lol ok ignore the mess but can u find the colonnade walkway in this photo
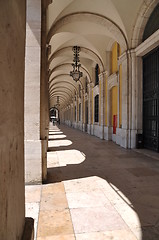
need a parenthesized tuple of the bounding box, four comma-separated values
(25, 124, 159, 240)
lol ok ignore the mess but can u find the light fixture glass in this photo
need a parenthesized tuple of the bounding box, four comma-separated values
(70, 46, 83, 82)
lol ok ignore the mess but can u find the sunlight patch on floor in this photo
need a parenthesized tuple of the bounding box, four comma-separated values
(49, 134, 66, 140)
(48, 139, 72, 147)
(47, 149, 85, 168)
(49, 131, 63, 135)
(62, 176, 142, 240)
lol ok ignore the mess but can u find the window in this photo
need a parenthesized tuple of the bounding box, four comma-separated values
(94, 95, 99, 122)
(143, 3, 159, 41)
(95, 64, 99, 85)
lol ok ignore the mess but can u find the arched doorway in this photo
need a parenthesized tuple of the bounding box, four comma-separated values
(142, 4, 159, 152)
(143, 47, 159, 151)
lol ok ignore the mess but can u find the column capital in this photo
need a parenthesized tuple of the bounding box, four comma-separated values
(46, 44, 51, 57)
(88, 82, 94, 88)
(118, 51, 128, 65)
(118, 49, 137, 65)
(46, 0, 53, 8)
(99, 71, 108, 81)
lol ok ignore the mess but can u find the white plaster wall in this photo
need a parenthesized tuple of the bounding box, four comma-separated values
(0, 1, 26, 239)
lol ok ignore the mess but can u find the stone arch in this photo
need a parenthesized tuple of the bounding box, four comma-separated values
(50, 80, 78, 94)
(49, 63, 91, 83)
(50, 95, 68, 108)
(48, 46, 105, 72)
(50, 91, 72, 108)
(47, 12, 128, 52)
(50, 95, 67, 104)
(131, 0, 159, 48)
(50, 86, 74, 98)
(49, 74, 84, 90)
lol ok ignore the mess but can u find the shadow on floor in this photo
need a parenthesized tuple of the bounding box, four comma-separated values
(47, 124, 159, 240)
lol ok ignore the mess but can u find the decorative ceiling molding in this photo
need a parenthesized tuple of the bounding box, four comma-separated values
(46, 0, 53, 8)
(48, 46, 105, 72)
(47, 12, 128, 51)
(49, 63, 91, 83)
(50, 80, 78, 93)
(49, 73, 84, 89)
(49, 86, 74, 97)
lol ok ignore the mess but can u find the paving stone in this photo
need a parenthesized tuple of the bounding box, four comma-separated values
(37, 209, 74, 237)
(26, 124, 159, 239)
(70, 207, 128, 234)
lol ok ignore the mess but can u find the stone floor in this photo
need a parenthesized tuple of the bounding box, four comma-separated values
(25, 124, 159, 240)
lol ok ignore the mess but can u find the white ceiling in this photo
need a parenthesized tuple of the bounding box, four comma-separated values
(46, 0, 147, 109)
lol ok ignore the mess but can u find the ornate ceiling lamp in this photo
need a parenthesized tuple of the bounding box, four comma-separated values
(70, 46, 83, 82)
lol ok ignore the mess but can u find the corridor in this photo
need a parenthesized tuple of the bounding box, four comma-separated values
(25, 124, 159, 240)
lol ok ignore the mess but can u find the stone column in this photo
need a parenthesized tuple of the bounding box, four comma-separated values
(129, 50, 137, 148)
(129, 50, 142, 148)
(104, 51, 112, 140)
(40, 0, 49, 183)
(0, 1, 26, 239)
(82, 90, 85, 131)
(73, 99, 75, 124)
(118, 51, 129, 148)
(76, 95, 79, 128)
(80, 89, 84, 131)
(25, 0, 42, 184)
(87, 83, 93, 134)
(99, 72, 107, 139)
(71, 103, 73, 126)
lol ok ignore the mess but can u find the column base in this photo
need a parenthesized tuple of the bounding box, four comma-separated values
(104, 126, 112, 140)
(87, 124, 91, 134)
(25, 140, 42, 184)
(41, 139, 47, 183)
(22, 218, 34, 240)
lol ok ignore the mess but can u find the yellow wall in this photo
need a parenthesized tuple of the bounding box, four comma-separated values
(111, 42, 118, 126)
(119, 64, 122, 127)
(112, 42, 118, 73)
(112, 86, 118, 125)
(105, 77, 107, 126)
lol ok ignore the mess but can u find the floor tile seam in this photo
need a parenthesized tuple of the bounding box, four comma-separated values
(100, 184, 135, 211)
(50, 144, 76, 239)
(37, 233, 75, 239)
(74, 228, 137, 236)
(34, 184, 43, 240)
(60, 181, 77, 238)
(105, 200, 139, 240)
(99, 187, 139, 239)
(62, 181, 78, 240)
(133, 149, 159, 161)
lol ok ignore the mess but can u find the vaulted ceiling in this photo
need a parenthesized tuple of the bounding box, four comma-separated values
(46, 0, 149, 110)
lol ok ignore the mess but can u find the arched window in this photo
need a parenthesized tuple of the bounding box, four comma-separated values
(95, 64, 99, 85)
(143, 3, 159, 41)
(94, 95, 99, 122)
